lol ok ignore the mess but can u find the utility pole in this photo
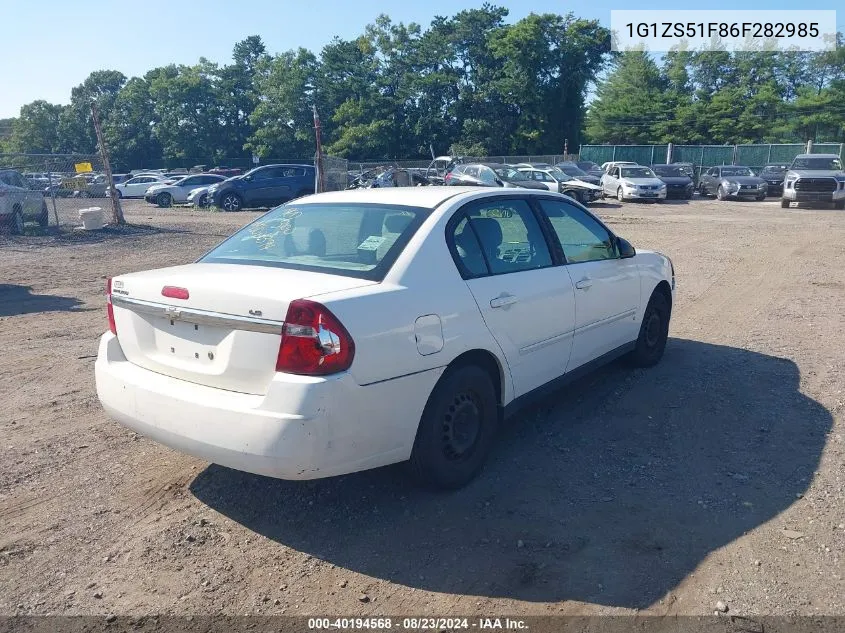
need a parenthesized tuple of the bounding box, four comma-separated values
(313, 105, 326, 194)
(91, 100, 124, 225)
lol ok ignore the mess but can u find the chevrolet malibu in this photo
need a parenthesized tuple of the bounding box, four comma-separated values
(95, 188, 675, 489)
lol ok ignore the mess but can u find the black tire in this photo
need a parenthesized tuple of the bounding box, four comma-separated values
(197, 194, 208, 208)
(698, 183, 710, 198)
(781, 198, 790, 209)
(833, 200, 845, 210)
(755, 195, 766, 201)
(10, 208, 24, 235)
(716, 185, 727, 201)
(408, 365, 498, 490)
(220, 192, 242, 212)
(156, 192, 172, 208)
(628, 289, 670, 368)
(616, 187, 625, 202)
(38, 202, 49, 228)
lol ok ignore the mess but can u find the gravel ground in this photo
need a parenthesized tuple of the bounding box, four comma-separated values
(0, 195, 843, 618)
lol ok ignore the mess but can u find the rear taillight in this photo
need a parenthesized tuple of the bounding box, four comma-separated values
(276, 299, 355, 376)
(106, 278, 117, 335)
(162, 286, 189, 300)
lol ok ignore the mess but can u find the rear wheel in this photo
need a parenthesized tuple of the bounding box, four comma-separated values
(781, 198, 790, 208)
(156, 192, 172, 208)
(408, 365, 498, 490)
(628, 289, 670, 368)
(221, 192, 242, 212)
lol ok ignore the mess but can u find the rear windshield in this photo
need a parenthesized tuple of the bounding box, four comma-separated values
(200, 202, 430, 281)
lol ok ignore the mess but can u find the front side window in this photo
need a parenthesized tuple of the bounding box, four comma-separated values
(538, 199, 617, 264)
(200, 203, 428, 280)
(449, 199, 553, 276)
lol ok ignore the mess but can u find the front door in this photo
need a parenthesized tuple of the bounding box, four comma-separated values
(450, 197, 576, 398)
(535, 198, 640, 371)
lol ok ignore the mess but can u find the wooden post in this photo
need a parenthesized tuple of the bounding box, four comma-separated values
(91, 100, 124, 225)
(313, 105, 326, 194)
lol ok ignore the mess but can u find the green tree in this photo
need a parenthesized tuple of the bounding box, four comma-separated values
(585, 50, 667, 143)
(8, 101, 65, 153)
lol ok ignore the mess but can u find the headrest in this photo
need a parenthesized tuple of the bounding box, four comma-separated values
(384, 214, 413, 234)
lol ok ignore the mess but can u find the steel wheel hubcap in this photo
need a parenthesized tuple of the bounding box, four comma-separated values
(442, 392, 481, 461)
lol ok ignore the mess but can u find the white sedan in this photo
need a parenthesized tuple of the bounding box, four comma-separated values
(113, 174, 170, 198)
(95, 187, 675, 489)
(144, 174, 227, 207)
(602, 165, 668, 202)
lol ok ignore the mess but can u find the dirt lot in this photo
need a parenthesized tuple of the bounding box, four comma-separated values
(1, 196, 843, 618)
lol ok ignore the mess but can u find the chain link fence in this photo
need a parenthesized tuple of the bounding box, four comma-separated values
(0, 153, 114, 233)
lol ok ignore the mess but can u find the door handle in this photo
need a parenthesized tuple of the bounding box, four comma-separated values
(490, 294, 518, 309)
(575, 277, 593, 290)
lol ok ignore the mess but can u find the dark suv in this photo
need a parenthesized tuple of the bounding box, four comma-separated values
(207, 164, 315, 211)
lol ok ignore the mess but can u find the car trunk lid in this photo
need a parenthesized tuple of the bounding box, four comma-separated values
(110, 263, 375, 395)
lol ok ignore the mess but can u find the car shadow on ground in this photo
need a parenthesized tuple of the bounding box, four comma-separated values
(0, 284, 84, 316)
(191, 339, 831, 608)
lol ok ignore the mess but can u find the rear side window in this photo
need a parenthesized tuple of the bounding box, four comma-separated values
(200, 203, 429, 280)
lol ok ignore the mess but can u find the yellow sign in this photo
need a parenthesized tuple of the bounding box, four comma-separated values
(75, 162, 93, 174)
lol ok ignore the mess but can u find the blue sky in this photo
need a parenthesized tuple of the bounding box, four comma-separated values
(0, 0, 841, 118)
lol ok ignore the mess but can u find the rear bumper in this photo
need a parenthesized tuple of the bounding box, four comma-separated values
(95, 333, 438, 480)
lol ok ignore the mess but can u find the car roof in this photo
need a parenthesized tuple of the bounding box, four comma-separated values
(295, 186, 559, 209)
(255, 163, 313, 169)
(793, 153, 838, 159)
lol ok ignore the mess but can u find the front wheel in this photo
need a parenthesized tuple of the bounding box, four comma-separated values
(716, 185, 728, 201)
(220, 192, 242, 212)
(408, 365, 498, 490)
(196, 194, 208, 208)
(10, 209, 24, 235)
(780, 198, 790, 208)
(628, 290, 670, 368)
(38, 202, 49, 228)
(755, 194, 766, 201)
(156, 192, 172, 208)
(616, 187, 625, 202)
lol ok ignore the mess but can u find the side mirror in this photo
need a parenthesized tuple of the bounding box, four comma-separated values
(617, 236, 636, 259)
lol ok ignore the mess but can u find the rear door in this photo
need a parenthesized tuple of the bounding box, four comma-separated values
(536, 197, 640, 371)
(449, 196, 576, 398)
